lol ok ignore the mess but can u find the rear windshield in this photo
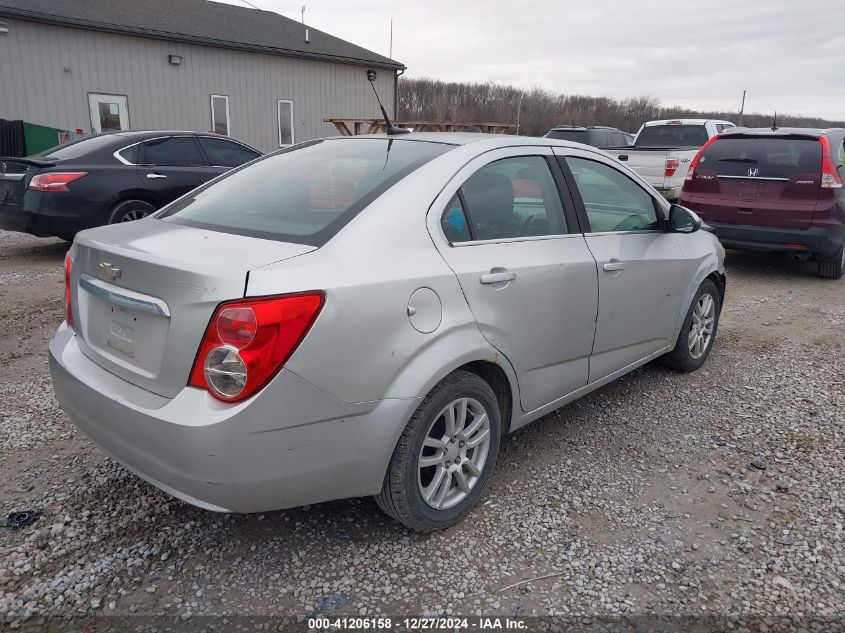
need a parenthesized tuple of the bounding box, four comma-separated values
(35, 135, 119, 160)
(545, 130, 589, 142)
(699, 137, 821, 179)
(158, 138, 453, 245)
(635, 124, 709, 148)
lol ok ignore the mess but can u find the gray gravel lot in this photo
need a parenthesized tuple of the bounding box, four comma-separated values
(1, 229, 843, 629)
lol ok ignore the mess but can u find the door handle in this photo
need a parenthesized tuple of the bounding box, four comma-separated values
(602, 260, 626, 272)
(146, 173, 167, 179)
(479, 271, 516, 284)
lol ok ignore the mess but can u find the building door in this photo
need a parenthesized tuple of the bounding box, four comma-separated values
(88, 94, 130, 133)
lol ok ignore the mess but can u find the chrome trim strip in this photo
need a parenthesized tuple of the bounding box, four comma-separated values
(0, 173, 25, 181)
(582, 229, 664, 237)
(80, 275, 170, 317)
(716, 175, 790, 181)
(450, 233, 583, 247)
(112, 135, 259, 166)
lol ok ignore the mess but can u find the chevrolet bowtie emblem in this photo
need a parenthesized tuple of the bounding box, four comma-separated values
(99, 262, 121, 281)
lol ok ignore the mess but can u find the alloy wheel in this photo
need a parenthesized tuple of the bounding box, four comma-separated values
(417, 397, 491, 510)
(688, 293, 716, 359)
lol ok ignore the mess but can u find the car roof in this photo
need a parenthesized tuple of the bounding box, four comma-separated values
(643, 119, 734, 126)
(719, 126, 845, 138)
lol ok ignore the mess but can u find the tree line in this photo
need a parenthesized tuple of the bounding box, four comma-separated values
(397, 77, 844, 136)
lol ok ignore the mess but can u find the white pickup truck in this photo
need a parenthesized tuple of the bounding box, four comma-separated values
(605, 119, 735, 201)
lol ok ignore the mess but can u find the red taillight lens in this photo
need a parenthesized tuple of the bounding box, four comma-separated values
(685, 135, 720, 182)
(819, 136, 843, 189)
(189, 292, 325, 402)
(64, 251, 74, 328)
(664, 158, 680, 177)
(28, 172, 88, 192)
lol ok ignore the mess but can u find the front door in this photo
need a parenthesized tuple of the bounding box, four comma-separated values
(429, 148, 598, 413)
(88, 94, 130, 133)
(558, 150, 689, 382)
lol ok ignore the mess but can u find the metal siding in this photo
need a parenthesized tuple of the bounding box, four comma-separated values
(0, 18, 396, 152)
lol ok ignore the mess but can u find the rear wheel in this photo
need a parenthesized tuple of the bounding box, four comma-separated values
(375, 370, 501, 532)
(109, 199, 155, 224)
(817, 243, 845, 280)
(660, 279, 721, 372)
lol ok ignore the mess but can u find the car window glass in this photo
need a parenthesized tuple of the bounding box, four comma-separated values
(139, 136, 207, 167)
(198, 137, 259, 167)
(441, 194, 472, 243)
(636, 124, 709, 148)
(456, 156, 568, 241)
(566, 157, 661, 232)
(698, 137, 822, 179)
(117, 144, 139, 164)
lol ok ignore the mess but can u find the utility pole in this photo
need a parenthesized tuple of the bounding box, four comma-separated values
(739, 89, 746, 126)
(389, 19, 393, 59)
(516, 91, 524, 135)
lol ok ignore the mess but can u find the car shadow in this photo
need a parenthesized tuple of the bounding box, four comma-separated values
(0, 233, 70, 265)
(724, 248, 820, 279)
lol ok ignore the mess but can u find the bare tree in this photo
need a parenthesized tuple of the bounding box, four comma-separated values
(398, 77, 843, 135)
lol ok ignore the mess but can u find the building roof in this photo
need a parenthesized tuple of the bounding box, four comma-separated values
(0, 0, 404, 70)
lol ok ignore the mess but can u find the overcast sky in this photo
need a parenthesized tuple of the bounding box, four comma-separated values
(217, 0, 845, 121)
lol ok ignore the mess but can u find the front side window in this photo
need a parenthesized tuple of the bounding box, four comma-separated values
(442, 156, 568, 243)
(159, 138, 453, 245)
(139, 136, 207, 167)
(278, 100, 294, 146)
(198, 137, 259, 167)
(211, 95, 230, 136)
(566, 157, 661, 233)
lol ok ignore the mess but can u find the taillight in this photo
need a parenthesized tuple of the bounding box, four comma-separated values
(664, 158, 680, 177)
(64, 252, 74, 328)
(819, 136, 843, 189)
(685, 135, 720, 182)
(189, 292, 325, 402)
(28, 172, 87, 192)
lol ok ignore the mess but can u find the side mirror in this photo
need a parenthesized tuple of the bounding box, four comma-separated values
(668, 204, 701, 234)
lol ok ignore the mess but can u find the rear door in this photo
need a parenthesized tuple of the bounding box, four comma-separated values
(684, 136, 822, 230)
(558, 149, 690, 382)
(429, 147, 598, 412)
(136, 136, 217, 205)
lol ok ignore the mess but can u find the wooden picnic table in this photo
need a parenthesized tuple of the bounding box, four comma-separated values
(324, 118, 517, 136)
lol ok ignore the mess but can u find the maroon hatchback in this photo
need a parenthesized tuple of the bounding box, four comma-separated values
(680, 127, 845, 279)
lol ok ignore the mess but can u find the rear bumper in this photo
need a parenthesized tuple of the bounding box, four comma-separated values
(49, 325, 417, 512)
(709, 222, 843, 257)
(654, 186, 681, 202)
(0, 195, 99, 238)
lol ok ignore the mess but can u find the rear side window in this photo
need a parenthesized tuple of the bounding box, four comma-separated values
(442, 156, 568, 243)
(198, 137, 260, 167)
(636, 124, 709, 148)
(699, 137, 822, 179)
(139, 137, 207, 167)
(159, 139, 453, 246)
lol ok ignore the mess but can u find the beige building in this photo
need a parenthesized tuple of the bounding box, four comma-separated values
(0, 0, 403, 152)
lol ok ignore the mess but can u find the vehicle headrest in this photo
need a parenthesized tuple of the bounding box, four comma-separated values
(463, 172, 514, 224)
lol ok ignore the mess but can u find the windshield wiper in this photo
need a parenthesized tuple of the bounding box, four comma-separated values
(717, 157, 758, 163)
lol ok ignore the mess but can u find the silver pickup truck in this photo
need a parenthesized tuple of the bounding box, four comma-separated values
(605, 119, 735, 201)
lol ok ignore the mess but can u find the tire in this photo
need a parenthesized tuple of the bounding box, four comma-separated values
(109, 199, 155, 224)
(817, 243, 845, 280)
(660, 279, 721, 372)
(375, 370, 501, 532)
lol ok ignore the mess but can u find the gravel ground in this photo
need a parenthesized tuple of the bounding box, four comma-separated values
(1, 229, 843, 630)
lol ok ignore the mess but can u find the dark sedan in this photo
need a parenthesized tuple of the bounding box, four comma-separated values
(0, 131, 261, 239)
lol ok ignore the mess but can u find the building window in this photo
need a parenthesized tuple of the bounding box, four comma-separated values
(210, 94, 230, 136)
(278, 100, 294, 146)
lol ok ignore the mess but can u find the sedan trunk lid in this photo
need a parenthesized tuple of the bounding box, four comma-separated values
(71, 218, 315, 398)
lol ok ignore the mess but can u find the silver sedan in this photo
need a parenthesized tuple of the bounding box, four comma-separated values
(49, 133, 725, 531)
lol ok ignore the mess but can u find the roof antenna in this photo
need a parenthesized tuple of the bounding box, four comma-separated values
(366, 69, 409, 136)
(771, 112, 778, 132)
